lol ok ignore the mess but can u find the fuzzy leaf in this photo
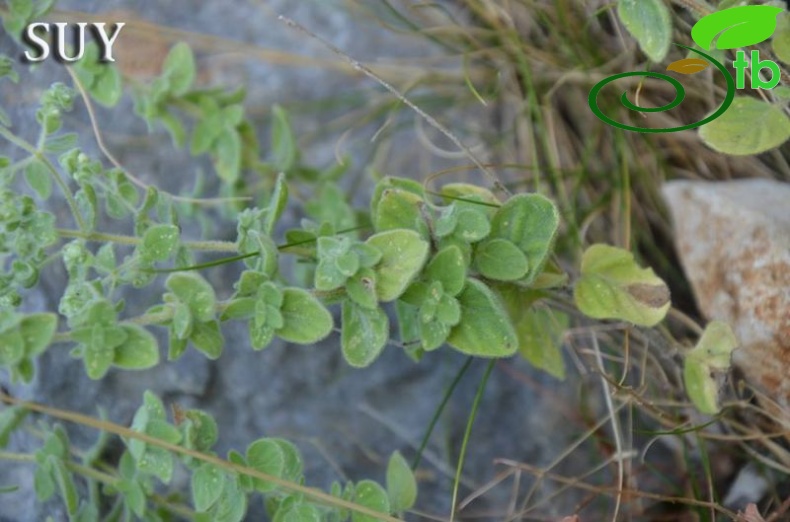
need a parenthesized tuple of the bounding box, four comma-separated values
(166, 272, 217, 322)
(684, 321, 738, 415)
(140, 224, 180, 262)
(373, 188, 429, 237)
(352, 480, 390, 522)
(113, 324, 159, 370)
(699, 96, 790, 156)
(189, 320, 223, 359)
(24, 159, 51, 199)
(617, 0, 672, 62)
(277, 288, 333, 344)
(516, 307, 568, 380)
(574, 244, 670, 326)
(246, 438, 285, 493)
(366, 229, 429, 301)
(341, 301, 389, 367)
(191, 463, 224, 513)
(684, 358, 719, 415)
(475, 238, 529, 281)
(18, 313, 57, 357)
(386, 451, 417, 512)
(271, 105, 297, 172)
(489, 194, 559, 285)
(447, 279, 518, 357)
(163, 42, 195, 96)
(424, 246, 466, 296)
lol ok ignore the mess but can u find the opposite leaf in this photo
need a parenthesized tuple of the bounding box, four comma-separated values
(489, 193, 559, 285)
(574, 244, 670, 326)
(447, 279, 518, 357)
(366, 229, 429, 302)
(352, 480, 391, 522)
(277, 288, 333, 344)
(113, 324, 159, 370)
(341, 301, 389, 367)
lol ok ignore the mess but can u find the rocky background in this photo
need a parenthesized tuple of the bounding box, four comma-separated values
(0, 1, 585, 520)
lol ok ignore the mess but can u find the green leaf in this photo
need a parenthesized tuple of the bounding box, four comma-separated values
(474, 238, 529, 281)
(270, 438, 303, 481)
(141, 224, 180, 262)
(773, 12, 790, 64)
(24, 159, 52, 199)
(692, 5, 782, 50)
(439, 182, 500, 206)
(214, 131, 242, 183)
(453, 207, 490, 242)
(574, 244, 671, 327)
(277, 288, 333, 344)
(210, 476, 247, 522)
(247, 438, 285, 492)
(91, 63, 122, 107)
(113, 324, 159, 370)
(515, 307, 568, 380)
(699, 96, 790, 156)
(271, 105, 297, 172)
(373, 188, 429, 237)
(424, 245, 466, 296)
(189, 320, 223, 359)
(366, 229, 430, 302)
(617, 0, 672, 62)
(163, 42, 196, 96)
(182, 409, 219, 452)
(0, 327, 24, 366)
(83, 337, 116, 380)
(192, 463, 224, 512)
(264, 172, 289, 235)
(0, 406, 28, 448)
(346, 269, 379, 310)
(386, 451, 417, 512)
(50, 457, 78, 516)
(687, 320, 738, 370)
(447, 279, 518, 357)
(352, 480, 390, 522)
(273, 503, 322, 522)
(166, 272, 217, 322)
(489, 194, 559, 285)
(341, 301, 389, 367)
(684, 358, 719, 415)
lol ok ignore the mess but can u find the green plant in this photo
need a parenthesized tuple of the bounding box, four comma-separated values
(0, 0, 754, 520)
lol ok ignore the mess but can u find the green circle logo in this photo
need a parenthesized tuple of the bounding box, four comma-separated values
(588, 45, 735, 133)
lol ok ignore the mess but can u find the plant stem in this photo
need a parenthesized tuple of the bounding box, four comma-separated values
(450, 359, 494, 522)
(412, 356, 473, 470)
(0, 126, 87, 231)
(56, 228, 239, 252)
(0, 391, 406, 522)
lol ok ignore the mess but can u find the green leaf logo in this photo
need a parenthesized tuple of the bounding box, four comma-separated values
(691, 5, 783, 51)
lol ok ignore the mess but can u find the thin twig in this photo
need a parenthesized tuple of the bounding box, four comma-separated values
(277, 15, 511, 198)
(64, 66, 250, 206)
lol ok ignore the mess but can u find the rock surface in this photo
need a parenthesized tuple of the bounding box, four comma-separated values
(662, 179, 790, 418)
(0, 2, 577, 521)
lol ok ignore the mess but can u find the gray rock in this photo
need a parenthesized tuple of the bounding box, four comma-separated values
(0, 2, 578, 521)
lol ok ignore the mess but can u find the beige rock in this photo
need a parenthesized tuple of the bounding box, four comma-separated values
(662, 179, 790, 416)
